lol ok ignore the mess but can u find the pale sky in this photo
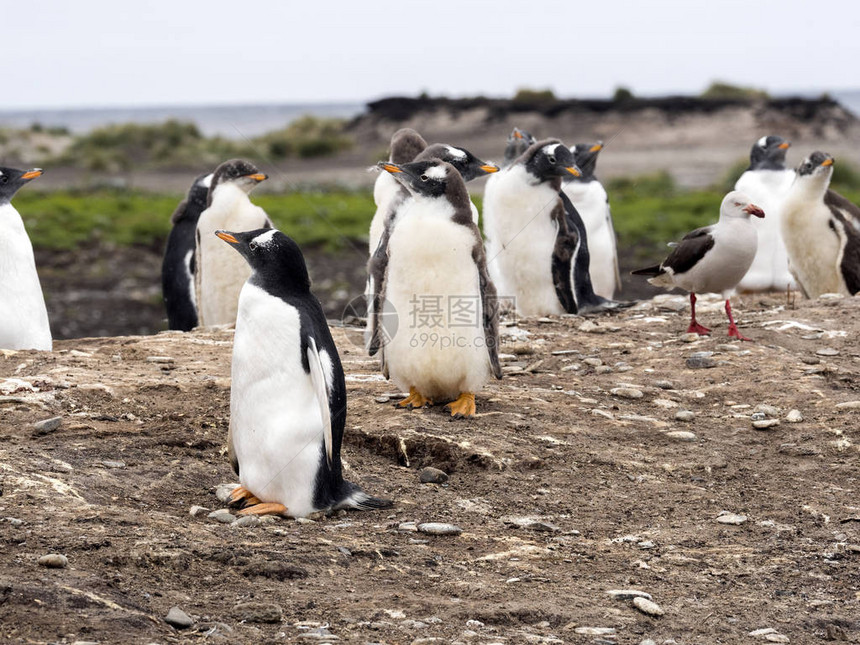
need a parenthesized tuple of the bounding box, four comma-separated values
(5, 0, 859, 109)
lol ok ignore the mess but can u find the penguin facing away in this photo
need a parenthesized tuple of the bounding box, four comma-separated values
(561, 141, 622, 299)
(216, 227, 392, 517)
(735, 135, 797, 292)
(780, 152, 860, 298)
(369, 159, 502, 418)
(161, 172, 213, 331)
(0, 167, 52, 351)
(194, 159, 272, 327)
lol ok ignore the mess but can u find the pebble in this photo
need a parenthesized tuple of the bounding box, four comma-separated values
(633, 597, 664, 617)
(374, 396, 390, 404)
(504, 517, 561, 532)
(417, 522, 462, 536)
(754, 404, 780, 417)
(653, 398, 679, 409)
(578, 320, 601, 333)
(835, 401, 860, 410)
(816, 348, 840, 356)
(188, 505, 210, 517)
(665, 431, 696, 442)
(785, 410, 803, 423)
(753, 419, 780, 430)
(7, 518, 23, 528)
(419, 467, 449, 484)
(716, 512, 747, 525)
(800, 356, 820, 365)
(398, 522, 418, 532)
(38, 554, 68, 568)
(715, 343, 740, 352)
(146, 355, 175, 364)
(674, 410, 695, 422)
(165, 606, 193, 629)
(749, 628, 790, 643)
(611, 387, 644, 399)
(685, 356, 717, 369)
(681, 333, 700, 343)
(595, 365, 613, 374)
(233, 514, 261, 528)
(215, 483, 239, 503)
(583, 358, 603, 367)
(591, 409, 614, 420)
(639, 640, 657, 645)
(98, 460, 126, 469)
(751, 412, 767, 421)
(33, 416, 63, 435)
(574, 627, 616, 636)
(208, 509, 236, 524)
(232, 602, 283, 623)
(465, 619, 484, 629)
(606, 589, 652, 601)
(654, 380, 675, 390)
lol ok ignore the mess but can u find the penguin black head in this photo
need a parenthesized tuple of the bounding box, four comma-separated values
(415, 144, 499, 182)
(504, 127, 536, 164)
(569, 142, 604, 181)
(215, 228, 311, 293)
(0, 167, 42, 204)
(389, 128, 428, 164)
(749, 135, 791, 171)
(208, 159, 267, 206)
(796, 151, 834, 178)
(521, 140, 582, 184)
(379, 159, 472, 215)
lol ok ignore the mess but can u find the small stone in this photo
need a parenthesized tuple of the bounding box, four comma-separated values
(591, 409, 614, 420)
(638, 540, 656, 549)
(674, 410, 695, 422)
(419, 467, 449, 484)
(654, 380, 675, 390)
(189, 505, 210, 517)
(785, 410, 803, 423)
(606, 589, 653, 601)
(7, 518, 23, 528)
(215, 483, 239, 503)
(374, 396, 390, 404)
(147, 356, 175, 364)
(681, 333, 700, 343)
(398, 522, 418, 532)
(611, 387, 644, 399)
(754, 404, 780, 417)
(574, 627, 616, 636)
(686, 356, 717, 369)
(716, 512, 747, 525)
(165, 606, 193, 629)
(595, 365, 613, 374)
(753, 419, 780, 430)
(233, 514, 261, 528)
(800, 356, 820, 365)
(417, 522, 462, 536)
(98, 460, 126, 469)
(639, 640, 658, 645)
(232, 602, 282, 623)
(816, 348, 840, 356)
(751, 411, 767, 421)
(578, 320, 601, 333)
(465, 620, 484, 629)
(835, 401, 860, 410)
(504, 516, 561, 532)
(633, 597, 664, 617)
(665, 431, 696, 442)
(38, 554, 68, 568)
(33, 416, 62, 435)
(208, 509, 236, 524)
(715, 343, 740, 352)
(583, 358, 603, 367)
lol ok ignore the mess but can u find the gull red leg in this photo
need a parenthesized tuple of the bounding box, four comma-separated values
(686, 293, 711, 335)
(725, 298, 752, 341)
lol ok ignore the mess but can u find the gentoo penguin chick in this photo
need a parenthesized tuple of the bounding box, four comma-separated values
(216, 227, 391, 517)
(369, 159, 501, 417)
(561, 141, 622, 299)
(482, 139, 627, 316)
(735, 135, 797, 292)
(632, 191, 764, 340)
(501, 127, 537, 168)
(780, 152, 860, 298)
(0, 167, 52, 351)
(161, 172, 213, 331)
(368, 128, 428, 256)
(195, 159, 272, 327)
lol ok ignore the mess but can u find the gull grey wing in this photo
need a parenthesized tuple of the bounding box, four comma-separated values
(662, 226, 716, 275)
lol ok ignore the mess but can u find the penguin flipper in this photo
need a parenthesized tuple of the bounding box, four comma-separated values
(306, 337, 333, 468)
(606, 202, 623, 294)
(473, 239, 502, 379)
(550, 200, 579, 314)
(367, 222, 392, 368)
(227, 420, 239, 476)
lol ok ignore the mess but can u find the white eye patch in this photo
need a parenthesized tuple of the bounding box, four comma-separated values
(757, 135, 768, 148)
(569, 145, 577, 154)
(444, 145, 467, 159)
(541, 143, 560, 156)
(200, 173, 214, 188)
(424, 165, 447, 180)
(252, 229, 278, 248)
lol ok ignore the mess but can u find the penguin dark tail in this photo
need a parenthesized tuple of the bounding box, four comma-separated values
(631, 265, 664, 277)
(334, 482, 394, 512)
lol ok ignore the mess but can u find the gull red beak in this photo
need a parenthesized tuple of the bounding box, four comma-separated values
(744, 204, 765, 218)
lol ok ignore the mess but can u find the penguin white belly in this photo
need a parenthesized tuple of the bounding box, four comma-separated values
(384, 211, 490, 400)
(673, 222, 758, 296)
(0, 206, 51, 351)
(484, 168, 562, 316)
(231, 284, 323, 517)
(781, 204, 844, 298)
(563, 181, 618, 298)
(735, 170, 796, 291)
(196, 195, 268, 326)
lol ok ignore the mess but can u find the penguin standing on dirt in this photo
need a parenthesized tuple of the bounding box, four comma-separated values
(161, 172, 213, 331)
(0, 166, 52, 351)
(216, 227, 391, 517)
(482, 140, 627, 316)
(735, 135, 797, 292)
(561, 141, 621, 299)
(369, 159, 501, 418)
(195, 159, 272, 327)
(780, 152, 860, 298)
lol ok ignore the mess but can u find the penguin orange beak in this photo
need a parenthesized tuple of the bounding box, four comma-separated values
(743, 204, 765, 218)
(379, 162, 402, 174)
(480, 164, 499, 174)
(778, 142, 790, 150)
(246, 173, 268, 182)
(21, 169, 43, 180)
(215, 231, 239, 244)
(565, 166, 581, 177)
(589, 143, 603, 153)
(513, 130, 524, 139)
(821, 158, 834, 167)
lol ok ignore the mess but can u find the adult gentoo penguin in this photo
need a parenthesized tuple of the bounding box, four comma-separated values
(368, 128, 428, 256)
(216, 227, 391, 517)
(0, 167, 52, 351)
(631, 191, 764, 340)
(482, 139, 626, 316)
(369, 159, 501, 417)
(561, 141, 621, 299)
(194, 159, 272, 327)
(161, 172, 213, 331)
(734, 135, 797, 292)
(780, 152, 860, 298)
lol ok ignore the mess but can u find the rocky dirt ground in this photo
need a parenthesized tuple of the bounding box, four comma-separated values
(1, 293, 859, 645)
